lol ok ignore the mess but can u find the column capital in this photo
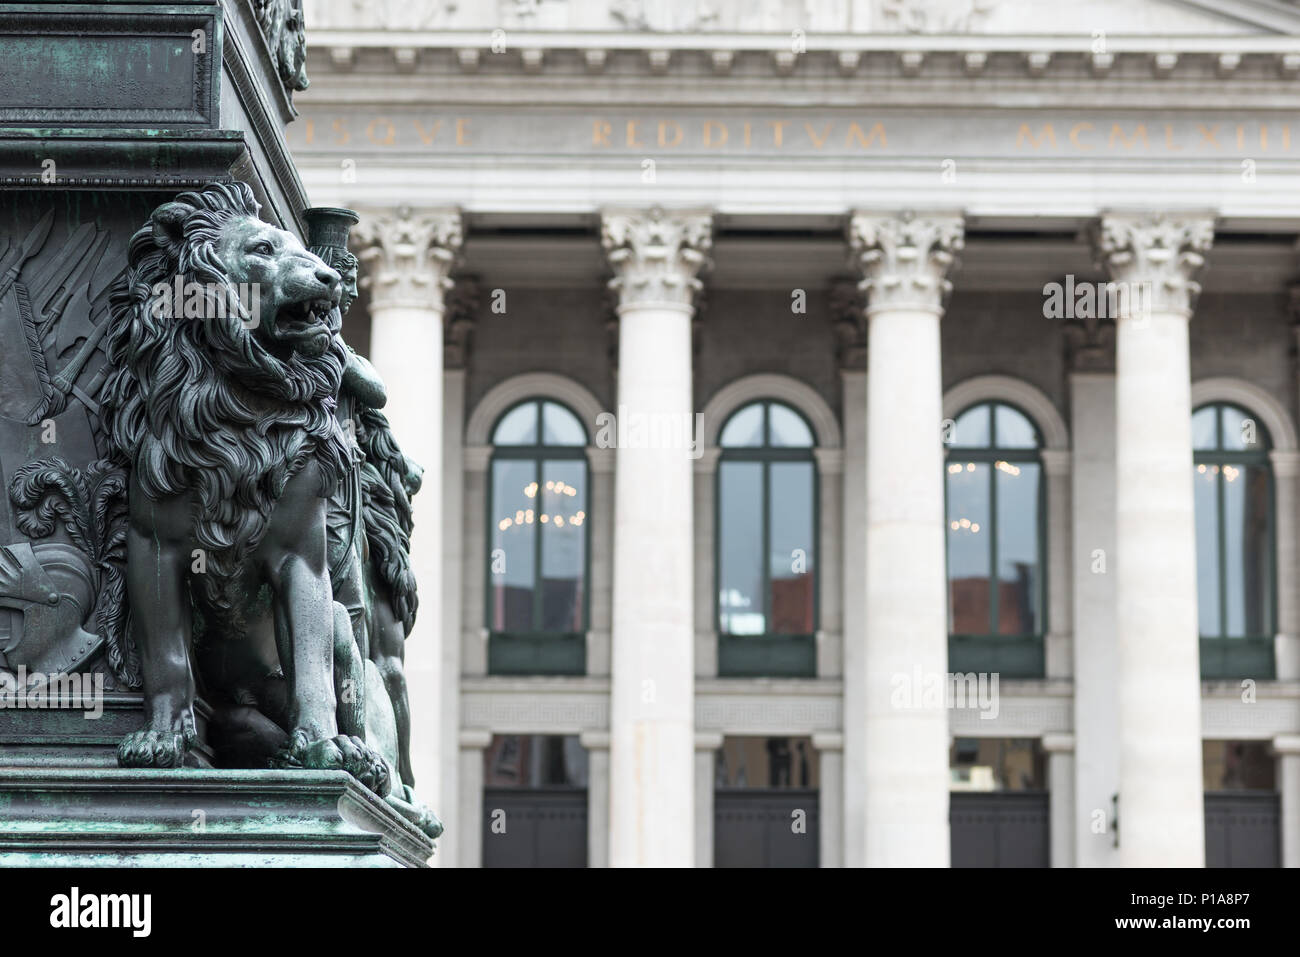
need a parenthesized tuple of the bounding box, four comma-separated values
(601, 207, 712, 313)
(352, 206, 463, 312)
(847, 210, 964, 316)
(1091, 212, 1215, 319)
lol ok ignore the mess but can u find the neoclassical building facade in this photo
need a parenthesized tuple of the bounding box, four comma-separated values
(291, 0, 1300, 866)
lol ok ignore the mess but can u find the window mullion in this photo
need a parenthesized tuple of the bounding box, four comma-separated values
(533, 456, 544, 632)
(762, 455, 772, 638)
(487, 458, 497, 633)
(943, 456, 952, 635)
(582, 456, 591, 635)
(714, 464, 723, 635)
(989, 457, 999, 639)
(1218, 461, 1228, 639)
(1038, 464, 1046, 637)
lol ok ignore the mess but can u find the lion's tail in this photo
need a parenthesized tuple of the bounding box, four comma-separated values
(98, 570, 141, 689)
(93, 458, 142, 689)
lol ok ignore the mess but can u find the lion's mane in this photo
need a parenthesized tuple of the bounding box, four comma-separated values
(100, 182, 351, 620)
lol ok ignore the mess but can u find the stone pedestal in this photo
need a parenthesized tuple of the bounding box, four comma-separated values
(0, 769, 433, 868)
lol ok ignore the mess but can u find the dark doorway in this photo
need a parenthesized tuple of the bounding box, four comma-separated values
(715, 789, 819, 868)
(1201, 733, 1284, 868)
(482, 788, 587, 868)
(713, 735, 819, 867)
(950, 791, 1050, 867)
(950, 737, 1049, 867)
(1204, 793, 1280, 868)
(1203, 739, 1279, 867)
(481, 734, 588, 867)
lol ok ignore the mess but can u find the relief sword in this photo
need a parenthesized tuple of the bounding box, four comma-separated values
(0, 211, 53, 301)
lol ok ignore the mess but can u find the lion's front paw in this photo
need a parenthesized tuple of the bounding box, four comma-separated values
(117, 729, 194, 768)
(273, 730, 391, 797)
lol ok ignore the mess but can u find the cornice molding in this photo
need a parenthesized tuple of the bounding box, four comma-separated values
(303, 32, 1300, 83)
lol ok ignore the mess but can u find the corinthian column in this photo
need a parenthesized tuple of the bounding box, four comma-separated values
(601, 208, 712, 867)
(1094, 212, 1214, 867)
(848, 210, 964, 867)
(351, 207, 463, 830)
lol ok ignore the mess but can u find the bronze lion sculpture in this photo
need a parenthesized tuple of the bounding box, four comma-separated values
(100, 182, 388, 794)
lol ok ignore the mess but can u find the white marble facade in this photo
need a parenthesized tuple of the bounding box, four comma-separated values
(291, 0, 1300, 866)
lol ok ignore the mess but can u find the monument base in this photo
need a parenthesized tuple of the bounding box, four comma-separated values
(0, 692, 216, 769)
(0, 768, 433, 868)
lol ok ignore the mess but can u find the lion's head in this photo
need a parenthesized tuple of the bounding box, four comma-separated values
(101, 182, 352, 615)
(206, 204, 340, 358)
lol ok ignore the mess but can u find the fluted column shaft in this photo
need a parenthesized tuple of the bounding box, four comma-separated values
(1095, 213, 1214, 867)
(601, 209, 711, 867)
(352, 207, 462, 832)
(849, 211, 963, 867)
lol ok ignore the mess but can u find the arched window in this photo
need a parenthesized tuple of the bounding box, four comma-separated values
(945, 401, 1044, 677)
(1193, 402, 1275, 679)
(716, 400, 818, 677)
(487, 399, 589, 675)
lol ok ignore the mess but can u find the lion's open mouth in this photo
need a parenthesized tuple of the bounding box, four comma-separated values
(275, 297, 335, 336)
(265, 297, 337, 359)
